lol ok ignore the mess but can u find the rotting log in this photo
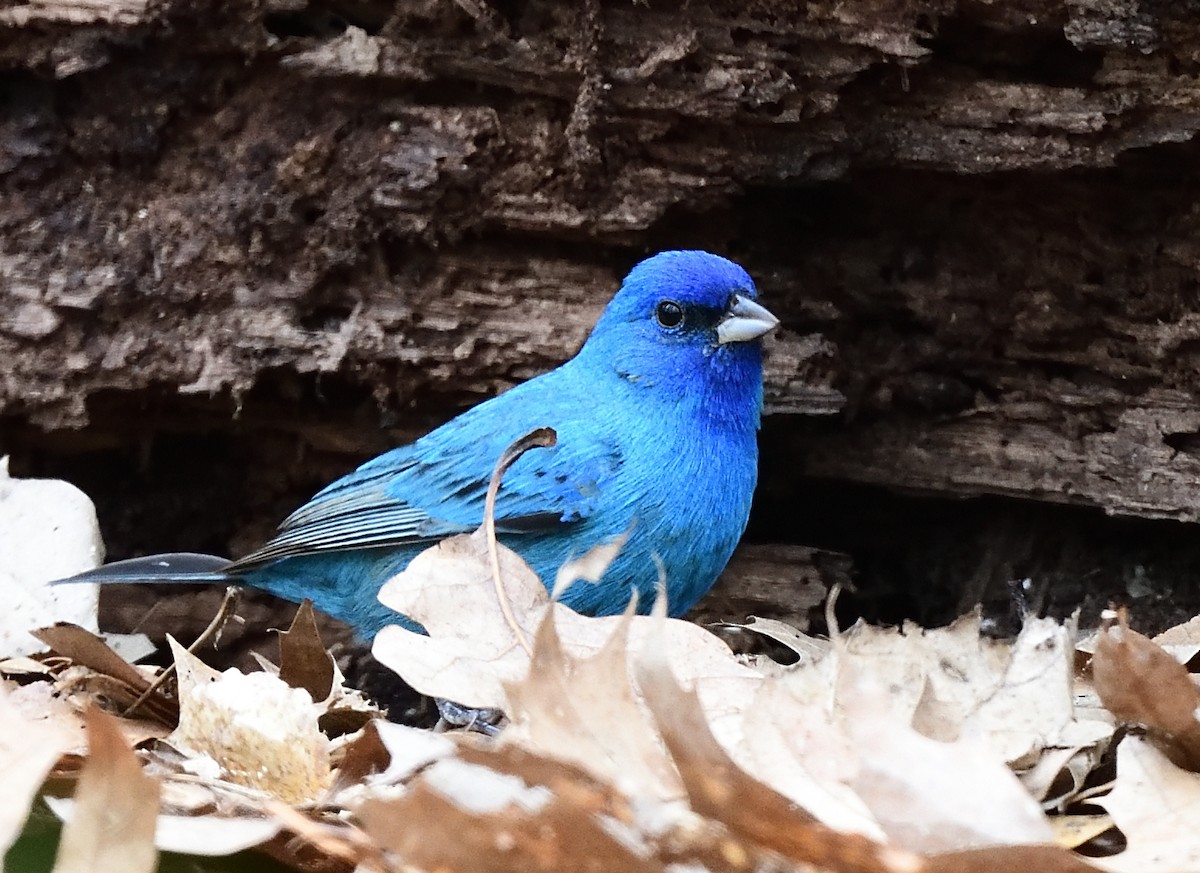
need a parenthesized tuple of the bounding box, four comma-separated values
(5, 0, 1200, 564)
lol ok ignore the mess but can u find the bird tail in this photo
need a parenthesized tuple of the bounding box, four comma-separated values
(54, 552, 235, 585)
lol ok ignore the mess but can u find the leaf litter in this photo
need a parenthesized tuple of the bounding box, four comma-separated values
(2, 439, 1200, 871)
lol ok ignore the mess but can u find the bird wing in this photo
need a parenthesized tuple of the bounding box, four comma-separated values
(227, 411, 622, 571)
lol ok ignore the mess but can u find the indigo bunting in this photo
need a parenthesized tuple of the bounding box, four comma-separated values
(64, 251, 778, 637)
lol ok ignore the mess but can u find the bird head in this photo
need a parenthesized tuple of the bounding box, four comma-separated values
(578, 250, 778, 428)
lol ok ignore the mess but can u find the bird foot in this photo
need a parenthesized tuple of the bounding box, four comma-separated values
(434, 698, 506, 736)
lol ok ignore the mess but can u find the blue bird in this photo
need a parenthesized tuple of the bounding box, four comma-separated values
(63, 251, 778, 637)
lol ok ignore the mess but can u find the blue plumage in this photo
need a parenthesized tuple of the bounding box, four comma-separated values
(63, 251, 778, 637)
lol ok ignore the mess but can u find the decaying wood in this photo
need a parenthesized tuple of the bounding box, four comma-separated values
(694, 543, 846, 630)
(5, 0, 1200, 554)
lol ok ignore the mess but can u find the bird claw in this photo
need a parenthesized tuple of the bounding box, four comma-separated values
(434, 698, 506, 736)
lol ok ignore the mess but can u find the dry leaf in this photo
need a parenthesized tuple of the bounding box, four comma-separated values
(838, 654, 1057, 853)
(551, 530, 628, 600)
(33, 623, 151, 690)
(150, 814, 281, 856)
(373, 529, 546, 707)
(736, 660, 880, 837)
(955, 615, 1106, 766)
(636, 637, 921, 873)
(723, 612, 1108, 844)
(0, 458, 104, 658)
(168, 637, 331, 804)
(278, 600, 336, 702)
(726, 616, 831, 660)
(835, 613, 1109, 767)
(372, 526, 762, 733)
(1093, 735, 1200, 872)
(0, 683, 74, 867)
(32, 623, 178, 725)
(1153, 616, 1200, 667)
(357, 757, 660, 873)
(1048, 814, 1116, 850)
(1019, 744, 1105, 810)
(926, 845, 1105, 872)
(4, 678, 164, 755)
(51, 706, 159, 873)
(1092, 613, 1200, 770)
(502, 606, 681, 802)
(332, 721, 391, 787)
(370, 721, 456, 785)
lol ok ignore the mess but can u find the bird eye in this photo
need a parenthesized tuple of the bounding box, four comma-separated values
(655, 300, 684, 329)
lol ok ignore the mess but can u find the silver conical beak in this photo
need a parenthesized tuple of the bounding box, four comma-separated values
(716, 294, 779, 344)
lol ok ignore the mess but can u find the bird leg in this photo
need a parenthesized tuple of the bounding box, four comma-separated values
(433, 698, 506, 736)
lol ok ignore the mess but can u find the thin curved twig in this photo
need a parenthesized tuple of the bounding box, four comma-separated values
(483, 427, 557, 657)
(123, 585, 242, 719)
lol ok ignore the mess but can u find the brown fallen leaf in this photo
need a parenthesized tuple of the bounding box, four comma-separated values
(51, 706, 160, 873)
(1092, 610, 1200, 770)
(926, 845, 1105, 873)
(433, 737, 889, 873)
(31, 623, 178, 725)
(453, 739, 631, 820)
(33, 623, 151, 693)
(272, 611, 381, 738)
(357, 758, 661, 873)
(278, 599, 336, 703)
(364, 721, 456, 787)
(263, 800, 376, 869)
(332, 720, 392, 787)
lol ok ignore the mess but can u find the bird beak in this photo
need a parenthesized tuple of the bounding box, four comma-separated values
(716, 294, 780, 344)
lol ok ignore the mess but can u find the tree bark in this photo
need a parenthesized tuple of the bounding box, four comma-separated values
(4, 0, 1200, 592)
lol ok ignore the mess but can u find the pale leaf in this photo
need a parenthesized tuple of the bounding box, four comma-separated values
(551, 530, 628, 600)
(502, 607, 682, 801)
(0, 458, 104, 658)
(0, 682, 73, 868)
(1093, 735, 1200, 872)
(167, 637, 330, 804)
(736, 662, 881, 837)
(727, 616, 830, 660)
(636, 637, 918, 872)
(839, 656, 1056, 853)
(373, 527, 761, 728)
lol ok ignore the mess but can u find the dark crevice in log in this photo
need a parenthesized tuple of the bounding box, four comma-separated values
(4, 384, 1200, 639)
